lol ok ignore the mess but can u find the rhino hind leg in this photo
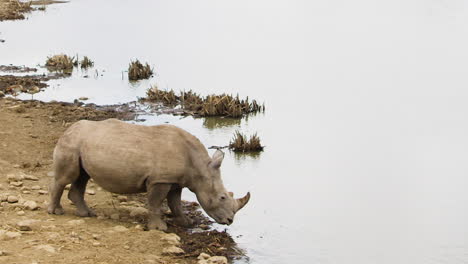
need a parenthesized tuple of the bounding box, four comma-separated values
(147, 183, 172, 231)
(67, 165, 96, 217)
(168, 186, 194, 227)
(48, 149, 80, 215)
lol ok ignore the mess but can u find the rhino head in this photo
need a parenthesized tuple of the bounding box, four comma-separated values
(195, 150, 250, 225)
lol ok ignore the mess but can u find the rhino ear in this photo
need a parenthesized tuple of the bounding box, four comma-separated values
(210, 150, 224, 169)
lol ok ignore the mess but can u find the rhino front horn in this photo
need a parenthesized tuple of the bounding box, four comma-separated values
(236, 192, 251, 212)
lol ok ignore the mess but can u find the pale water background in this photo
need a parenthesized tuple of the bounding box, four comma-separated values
(2, 1, 468, 263)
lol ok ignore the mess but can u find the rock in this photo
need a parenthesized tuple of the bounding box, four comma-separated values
(124, 245, 130, 250)
(92, 242, 101, 247)
(129, 207, 148, 218)
(0, 250, 7, 256)
(162, 246, 185, 255)
(24, 175, 39, 181)
(7, 196, 18, 203)
(16, 211, 25, 216)
(0, 195, 7, 202)
(161, 233, 181, 246)
(24, 200, 39, 211)
(199, 224, 209, 230)
(7, 174, 24, 182)
(110, 213, 120, 220)
(9, 181, 23, 187)
(198, 253, 211, 260)
(113, 225, 128, 232)
(17, 219, 38, 231)
(86, 189, 96, 195)
(92, 234, 100, 240)
(117, 195, 128, 202)
(38, 190, 48, 195)
(31, 185, 41, 190)
(22, 191, 31, 194)
(67, 219, 85, 226)
(0, 231, 22, 240)
(197, 256, 228, 264)
(34, 245, 56, 254)
(47, 171, 54, 177)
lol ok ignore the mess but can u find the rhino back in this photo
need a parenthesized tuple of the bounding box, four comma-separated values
(61, 119, 209, 193)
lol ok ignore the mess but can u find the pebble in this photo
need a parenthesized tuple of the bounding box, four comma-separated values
(124, 245, 130, 250)
(24, 175, 39, 181)
(34, 244, 56, 254)
(31, 185, 41, 190)
(67, 219, 85, 226)
(197, 256, 228, 264)
(0, 250, 6, 256)
(22, 191, 31, 194)
(38, 190, 48, 195)
(92, 242, 101, 247)
(113, 225, 128, 232)
(7, 174, 24, 182)
(0, 231, 22, 240)
(0, 195, 7, 202)
(161, 233, 181, 246)
(117, 195, 128, 202)
(129, 207, 148, 218)
(86, 189, 96, 195)
(92, 234, 100, 240)
(7, 196, 18, 203)
(162, 246, 185, 255)
(24, 200, 39, 211)
(9, 181, 23, 187)
(110, 213, 120, 220)
(198, 253, 211, 260)
(16, 211, 25, 216)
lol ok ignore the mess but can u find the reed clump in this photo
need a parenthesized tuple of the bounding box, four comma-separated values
(144, 87, 265, 117)
(229, 131, 264, 152)
(128, 60, 153, 80)
(80, 56, 94, 69)
(45, 54, 76, 71)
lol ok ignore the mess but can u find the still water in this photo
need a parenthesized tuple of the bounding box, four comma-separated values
(2, 0, 468, 263)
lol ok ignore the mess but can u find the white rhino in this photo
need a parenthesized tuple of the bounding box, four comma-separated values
(48, 119, 250, 231)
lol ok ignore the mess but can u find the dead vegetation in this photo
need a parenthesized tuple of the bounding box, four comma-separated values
(0, 0, 32, 21)
(80, 56, 94, 69)
(144, 85, 264, 117)
(229, 131, 264, 152)
(45, 54, 76, 72)
(128, 59, 153, 80)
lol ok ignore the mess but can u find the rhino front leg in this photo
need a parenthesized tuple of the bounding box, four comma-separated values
(168, 186, 194, 227)
(147, 183, 172, 231)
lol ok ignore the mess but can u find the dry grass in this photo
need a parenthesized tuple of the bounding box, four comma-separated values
(144, 86, 265, 117)
(0, 0, 32, 21)
(229, 131, 264, 152)
(80, 56, 94, 69)
(128, 60, 153, 80)
(45, 54, 76, 71)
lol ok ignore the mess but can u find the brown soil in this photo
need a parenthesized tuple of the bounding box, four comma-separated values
(0, 98, 243, 263)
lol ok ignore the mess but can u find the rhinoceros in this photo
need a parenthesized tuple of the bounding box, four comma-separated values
(47, 119, 250, 231)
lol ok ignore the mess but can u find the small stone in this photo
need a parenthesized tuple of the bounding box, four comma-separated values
(110, 213, 120, 220)
(31, 185, 41, 190)
(0, 250, 7, 256)
(34, 244, 56, 254)
(92, 234, 100, 240)
(67, 219, 85, 226)
(16, 211, 25, 216)
(7, 196, 18, 203)
(9, 181, 23, 187)
(22, 191, 31, 194)
(0, 195, 7, 202)
(124, 245, 130, 250)
(47, 171, 54, 177)
(24, 201, 39, 211)
(113, 225, 128, 232)
(7, 174, 24, 182)
(64, 184, 71, 190)
(5, 231, 22, 239)
(38, 190, 48, 195)
(17, 219, 38, 231)
(134, 225, 143, 231)
(162, 246, 185, 255)
(117, 195, 128, 202)
(198, 253, 211, 260)
(24, 175, 39, 181)
(86, 189, 96, 195)
(92, 242, 101, 247)
(129, 207, 148, 218)
(161, 233, 181, 246)
(199, 224, 209, 230)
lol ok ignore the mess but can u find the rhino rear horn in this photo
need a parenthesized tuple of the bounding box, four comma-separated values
(235, 192, 251, 212)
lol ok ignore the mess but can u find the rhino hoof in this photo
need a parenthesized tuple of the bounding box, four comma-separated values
(173, 216, 194, 227)
(47, 206, 64, 215)
(76, 209, 97, 217)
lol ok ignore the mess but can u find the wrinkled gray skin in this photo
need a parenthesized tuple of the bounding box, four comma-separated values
(47, 119, 250, 231)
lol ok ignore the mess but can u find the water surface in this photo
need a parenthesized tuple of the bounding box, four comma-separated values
(2, 1, 468, 263)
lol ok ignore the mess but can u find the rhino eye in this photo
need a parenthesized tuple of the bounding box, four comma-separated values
(220, 196, 226, 200)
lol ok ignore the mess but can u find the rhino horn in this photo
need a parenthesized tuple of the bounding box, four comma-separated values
(235, 192, 251, 212)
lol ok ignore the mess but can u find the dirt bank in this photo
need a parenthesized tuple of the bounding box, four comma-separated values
(0, 98, 242, 264)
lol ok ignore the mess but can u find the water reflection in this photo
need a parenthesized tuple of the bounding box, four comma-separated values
(232, 151, 262, 163)
(203, 116, 242, 130)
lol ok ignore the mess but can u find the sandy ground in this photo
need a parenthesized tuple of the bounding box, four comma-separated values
(0, 98, 239, 264)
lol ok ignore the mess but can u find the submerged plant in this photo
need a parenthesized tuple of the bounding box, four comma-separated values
(146, 85, 179, 105)
(45, 54, 76, 71)
(80, 56, 94, 69)
(229, 131, 264, 152)
(128, 60, 153, 80)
